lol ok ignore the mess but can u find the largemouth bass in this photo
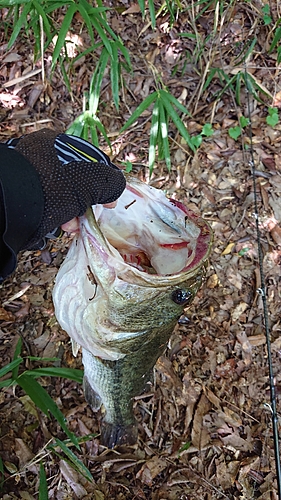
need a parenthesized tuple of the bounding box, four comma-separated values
(53, 176, 212, 448)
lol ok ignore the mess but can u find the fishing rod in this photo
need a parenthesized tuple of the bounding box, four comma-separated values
(244, 69, 281, 499)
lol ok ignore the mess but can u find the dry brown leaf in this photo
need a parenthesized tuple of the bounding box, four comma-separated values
(136, 456, 167, 486)
(0, 307, 14, 321)
(191, 393, 211, 450)
(215, 358, 236, 379)
(232, 302, 248, 321)
(14, 439, 34, 468)
(216, 459, 239, 490)
(59, 460, 88, 499)
(206, 273, 219, 288)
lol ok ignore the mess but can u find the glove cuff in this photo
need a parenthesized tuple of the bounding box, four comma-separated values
(0, 144, 44, 280)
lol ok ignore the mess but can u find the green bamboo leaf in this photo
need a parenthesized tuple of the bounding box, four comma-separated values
(90, 13, 113, 57)
(89, 5, 119, 41)
(0, 0, 30, 4)
(0, 358, 22, 379)
(51, 438, 93, 481)
(32, 0, 51, 38)
(23, 367, 83, 383)
(148, 99, 160, 174)
(0, 378, 14, 388)
(60, 60, 71, 93)
(7, 2, 30, 48)
(120, 91, 158, 132)
(95, 0, 107, 19)
(138, 0, 145, 17)
(93, 116, 111, 148)
(161, 97, 195, 151)
(16, 374, 79, 447)
(90, 125, 99, 147)
(110, 41, 120, 111)
(12, 337, 22, 380)
(160, 89, 192, 116)
(117, 40, 132, 71)
(159, 100, 171, 171)
(89, 48, 109, 114)
(76, 1, 95, 45)
(66, 114, 86, 137)
(39, 462, 48, 500)
(51, 3, 78, 70)
(148, 0, 156, 28)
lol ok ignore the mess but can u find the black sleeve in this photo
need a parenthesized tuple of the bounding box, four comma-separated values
(0, 144, 44, 282)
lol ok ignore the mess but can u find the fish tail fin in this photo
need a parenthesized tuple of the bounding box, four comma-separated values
(100, 421, 138, 449)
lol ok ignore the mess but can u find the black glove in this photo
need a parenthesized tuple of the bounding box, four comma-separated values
(0, 128, 126, 281)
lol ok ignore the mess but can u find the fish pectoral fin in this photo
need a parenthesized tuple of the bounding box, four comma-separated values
(71, 339, 80, 357)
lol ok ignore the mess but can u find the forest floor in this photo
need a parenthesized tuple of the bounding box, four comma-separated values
(0, 1, 281, 499)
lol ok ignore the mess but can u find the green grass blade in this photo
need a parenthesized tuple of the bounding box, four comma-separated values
(161, 97, 195, 151)
(0, 358, 22, 379)
(242, 72, 266, 103)
(214, 71, 237, 101)
(39, 462, 48, 500)
(7, 2, 30, 48)
(160, 89, 192, 116)
(148, 0, 156, 28)
(120, 91, 158, 132)
(202, 67, 217, 92)
(235, 37, 257, 64)
(149, 98, 160, 174)
(0, 455, 4, 490)
(159, 100, 171, 171)
(269, 26, 281, 53)
(51, 438, 93, 481)
(110, 41, 120, 111)
(51, 3, 77, 70)
(23, 367, 83, 383)
(16, 374, 79, 447)
(235, 71, 242, 106)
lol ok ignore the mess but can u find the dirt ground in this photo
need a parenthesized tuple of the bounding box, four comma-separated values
(0, 1, 281, 499)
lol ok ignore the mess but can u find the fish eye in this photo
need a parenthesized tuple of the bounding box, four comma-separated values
(171, 289, 193, 306)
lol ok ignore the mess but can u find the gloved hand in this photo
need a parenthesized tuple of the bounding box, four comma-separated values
(0, 128, 126, 281)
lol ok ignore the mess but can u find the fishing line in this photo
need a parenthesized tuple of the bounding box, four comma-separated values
(244, 69, 281, 499)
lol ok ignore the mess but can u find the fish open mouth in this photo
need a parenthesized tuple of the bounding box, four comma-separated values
(93, 186, 212, 277)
